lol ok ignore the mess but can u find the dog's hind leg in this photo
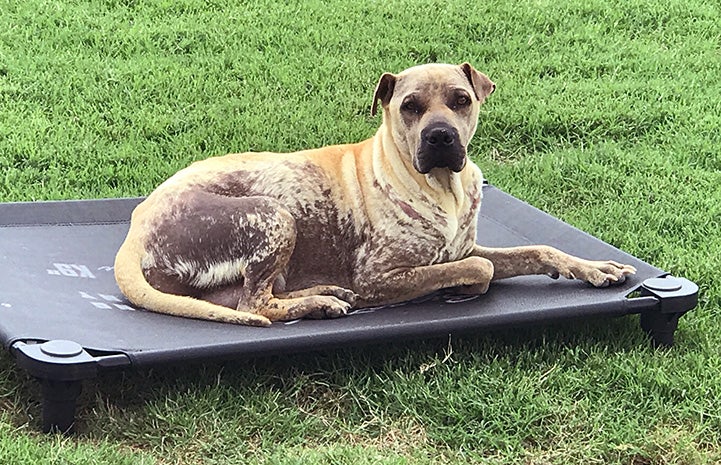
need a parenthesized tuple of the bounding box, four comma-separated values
(239, 257, 354, 321)
(144, 192, 351, 322)
(212, 203, 353, 320)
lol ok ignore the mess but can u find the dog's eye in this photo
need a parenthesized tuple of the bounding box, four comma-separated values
(401, 100, 417, 112)
(456, 95, 470, 107)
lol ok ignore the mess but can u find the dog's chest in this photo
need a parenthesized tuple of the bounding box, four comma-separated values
(413, 200, 478, 263)
(359, 183, 480, 269)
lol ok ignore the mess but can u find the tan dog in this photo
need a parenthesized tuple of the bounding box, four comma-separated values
(114, 63, 636, 327)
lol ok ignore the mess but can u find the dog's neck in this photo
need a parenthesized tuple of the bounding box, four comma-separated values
(425, 168, 465, 207)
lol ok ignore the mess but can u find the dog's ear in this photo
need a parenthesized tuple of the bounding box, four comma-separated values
(460, 63, 495, 101)
(371, 72, 397, 117)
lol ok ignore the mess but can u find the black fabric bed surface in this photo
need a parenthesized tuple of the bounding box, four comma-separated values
(0, 185, 663, 365)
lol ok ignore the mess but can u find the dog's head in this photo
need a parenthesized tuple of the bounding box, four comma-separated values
(371, 63, 495, 174)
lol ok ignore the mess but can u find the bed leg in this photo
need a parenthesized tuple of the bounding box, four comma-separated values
(41, 379, 83, 434)
(12, 340, 128, 434)
(640, 310, 683, 349)
(637, 276, 698, 348)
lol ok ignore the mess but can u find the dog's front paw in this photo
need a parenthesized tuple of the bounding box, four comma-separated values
(452, 282, 491, 295)
(590, 260, 637, 287)
(558, 259, 637, 287)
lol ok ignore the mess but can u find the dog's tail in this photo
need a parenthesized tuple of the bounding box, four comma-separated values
(113, 231, 272, 327)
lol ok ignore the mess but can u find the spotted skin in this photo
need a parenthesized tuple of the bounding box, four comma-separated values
(114, 63, 636, 326)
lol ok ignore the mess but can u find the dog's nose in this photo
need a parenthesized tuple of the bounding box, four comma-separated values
(423, 125, 455, 147)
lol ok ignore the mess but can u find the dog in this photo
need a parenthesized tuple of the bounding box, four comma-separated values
(114, 63, 636, 327)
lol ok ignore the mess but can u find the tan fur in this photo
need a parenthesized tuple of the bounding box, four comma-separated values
(115, 63, 636, 326)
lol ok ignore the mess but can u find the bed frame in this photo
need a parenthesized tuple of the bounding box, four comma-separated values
(0, 185, 698, 433)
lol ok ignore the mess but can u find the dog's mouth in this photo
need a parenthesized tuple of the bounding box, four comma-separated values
(413, 152, 467, 174)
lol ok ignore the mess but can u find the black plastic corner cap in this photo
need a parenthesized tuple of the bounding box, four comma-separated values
(640, 276, 699, 315)
(13, 340, 98, 381)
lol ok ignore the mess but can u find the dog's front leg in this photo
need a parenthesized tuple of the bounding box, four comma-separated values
(471, 245, 636, 287)
(356, 256, 494, 306)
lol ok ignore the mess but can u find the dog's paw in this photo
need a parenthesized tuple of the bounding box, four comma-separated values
(591, 260, 637, 287)
(280, 285, 359, 306)
(325, 287, 360, 307)
(561, 259, 637, 287)
(305, 295, 352, 319)
(459, 256, 493, 294)
(452, 282, 491, 295)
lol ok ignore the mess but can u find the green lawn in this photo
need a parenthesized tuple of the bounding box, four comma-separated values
(1, 0, 720, 463)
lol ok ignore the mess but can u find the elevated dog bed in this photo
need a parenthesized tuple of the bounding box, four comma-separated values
(0, 185, 697, 433)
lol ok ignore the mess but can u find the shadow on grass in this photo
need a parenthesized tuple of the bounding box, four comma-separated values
(1, 309, 703, 446)
(73, 315, 656, 429)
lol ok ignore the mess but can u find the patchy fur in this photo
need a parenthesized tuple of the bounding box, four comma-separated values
(114, 63, 635, 326)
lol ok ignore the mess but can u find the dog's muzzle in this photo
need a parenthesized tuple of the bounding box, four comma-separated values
(414, 123, 466, 174)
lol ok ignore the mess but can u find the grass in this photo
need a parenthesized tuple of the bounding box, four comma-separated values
(1, 0, 721, 463)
